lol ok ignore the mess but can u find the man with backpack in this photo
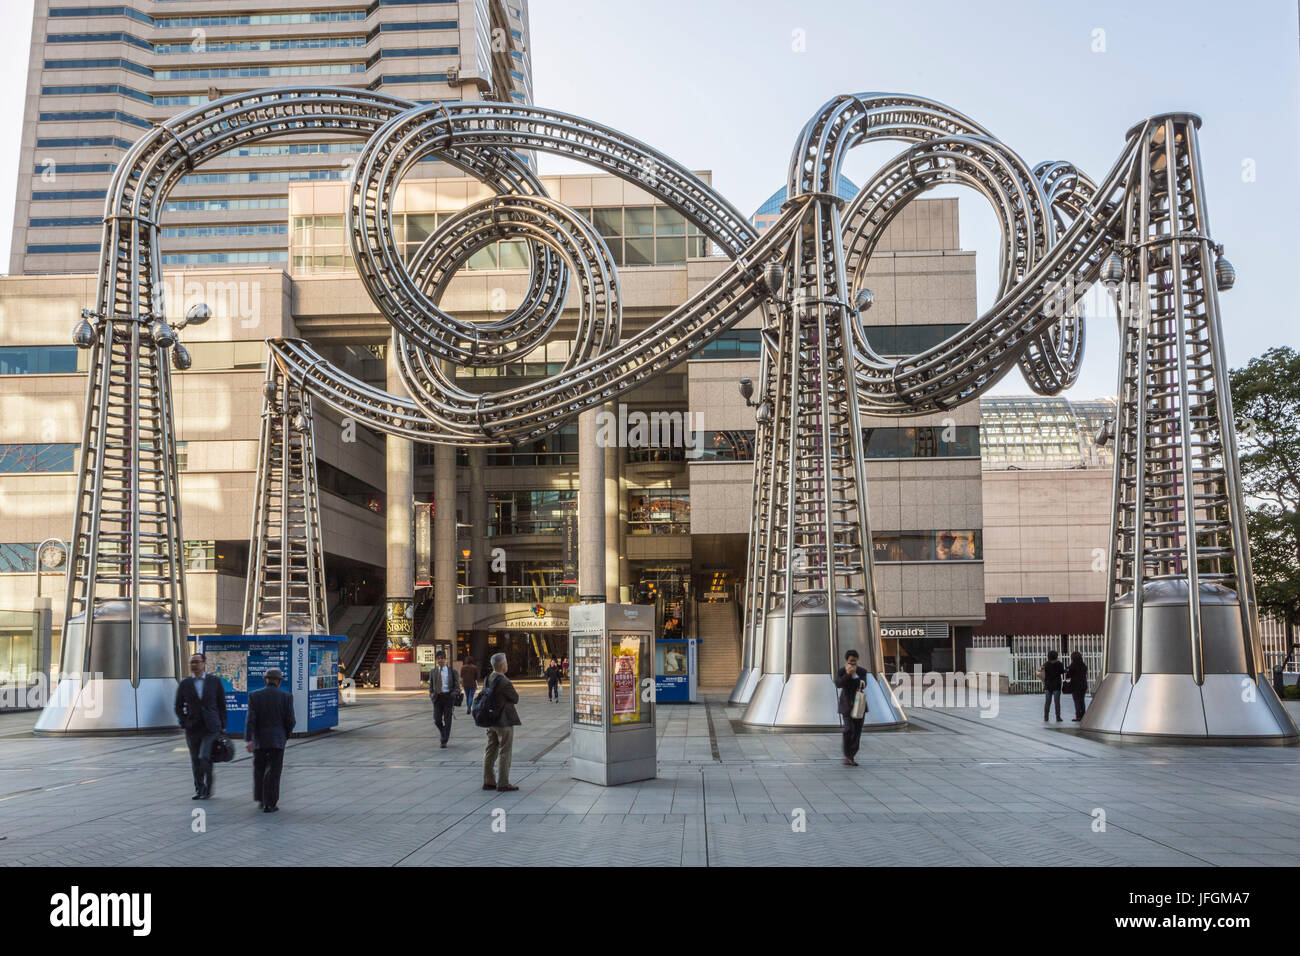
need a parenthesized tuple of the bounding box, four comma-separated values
(474, 652, 522, 792)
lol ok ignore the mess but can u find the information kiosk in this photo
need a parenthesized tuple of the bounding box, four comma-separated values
(568, 604, 656, 786)
(654, 637, 698, 703)
(198, 633, 343, 736)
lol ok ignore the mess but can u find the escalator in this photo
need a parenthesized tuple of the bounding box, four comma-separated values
(337, 604, 385, 687)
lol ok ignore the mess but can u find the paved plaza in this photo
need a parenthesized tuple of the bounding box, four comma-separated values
(1, 684, 1299, 867)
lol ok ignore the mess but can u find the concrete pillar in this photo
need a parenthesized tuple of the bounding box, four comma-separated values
(578, 406, 605, 602)
(468, 449, 489, 590)
(618, 457, 631, 602)
(382, 345, 420, 688)
(434, 442, 457, 659)
(467, 448, 489, 664)
(604, 408, 620, 602)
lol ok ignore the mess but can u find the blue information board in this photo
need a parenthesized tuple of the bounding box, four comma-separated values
(654, 638, 698, 703)
(197, 634, 343, 735)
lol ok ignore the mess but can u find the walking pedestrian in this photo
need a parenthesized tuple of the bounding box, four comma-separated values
(244, 667, 295, 812)
(480, 652, 521, 792)
(174, 652, 227, 800)
(1065, 650, 1088, 721)
(834, 649, 868, 766)
(428, 651, 461, 748)
(1040, 649, 1065, 722)
(545, 657, 562, 702)
(460, 656, 479, 716)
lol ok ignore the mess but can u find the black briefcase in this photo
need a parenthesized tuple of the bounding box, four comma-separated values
(210, 736, 235, 763)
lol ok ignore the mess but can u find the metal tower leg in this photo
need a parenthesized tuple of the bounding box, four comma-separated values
(1083, 116, 1297, 743)
(244, 363, 329, 636)
(741, 200, 905, 730)
(36, 289, 188, 735)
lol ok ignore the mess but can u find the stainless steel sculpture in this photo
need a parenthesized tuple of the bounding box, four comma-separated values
(1081, 116, 1294, 741)
(244, 367, 328, 635)
(45, 86, 1295, 742)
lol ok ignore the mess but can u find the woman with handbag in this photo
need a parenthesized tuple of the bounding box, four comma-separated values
(1065, 650, 1088, 721)
(835, 650, 870, 766)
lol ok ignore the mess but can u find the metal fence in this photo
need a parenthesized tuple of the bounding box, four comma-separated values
(1008, 634, 1103, 695)
(981, 615, 1296, 694)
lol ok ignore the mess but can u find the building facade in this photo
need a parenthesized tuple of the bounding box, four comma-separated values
(978, 395, 1117, 640)
(10, 0, 532, 275)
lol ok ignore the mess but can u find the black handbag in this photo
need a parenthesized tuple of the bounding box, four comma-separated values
(210, 735, 235, 763)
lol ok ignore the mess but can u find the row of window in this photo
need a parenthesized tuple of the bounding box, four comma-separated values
(160, 250, 288, 265)
(615, 426, 981, 463)
(0, 343, 268, 378)
(164, 197, 288, 212)
(32, 162, 116, 174)
(161, 223, 288, 239)
(36, 135, 134, 150)
(0, 540, 236, 573)
(0, 444, 77, 473)
(40, 108, 151, 129)
(47, 1, 453, 28)
(364, 47, 459, 68)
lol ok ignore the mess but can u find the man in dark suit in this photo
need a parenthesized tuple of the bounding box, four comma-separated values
(174, 652, 227, 799)
(245, 667, 296, 813)
(428, 650, 461, 748)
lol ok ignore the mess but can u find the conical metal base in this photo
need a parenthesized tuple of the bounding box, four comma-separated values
(1082, 671, 1297, 744)
(740, 594, 907, 730)
(34, 602, 185, 735)
(34, 676, 180, 735)
(1081, 581, 1299, 744)
(729, 666, 760, 704)
(743, 670, 905, 730)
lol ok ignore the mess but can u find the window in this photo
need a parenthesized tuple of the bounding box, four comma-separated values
(628, 490, 690, 534)
(487, 490, 575, 536)
(47, 31, 152, 51)
(155, 36, 367, 54)
(39, 109, 151, 128)
(696, 430, 755, 461)
(41, 83, 153, 103)
(485, 426, 577, 466)
(692, 329, 760, 360)
(0, 544, 38, 573)
(0, 346, 78, 374)
(160, 251, 287, 265)
(863, 324, 968, 357)
(0, 444, 78, 473)
(164, 197, 287, 212)
(36, 136, 134, 150)
(27, 243, 102, 255)
(581, 206, 706, 267)
(31, 190, 107, 202)
(871, 530, 982, 562)
(162, 223, 288, 239)
(863, 425, 980, 459)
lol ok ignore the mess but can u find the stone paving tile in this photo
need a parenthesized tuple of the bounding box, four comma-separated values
(1, 688, 1299, 865)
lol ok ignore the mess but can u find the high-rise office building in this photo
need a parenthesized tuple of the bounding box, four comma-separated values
(9, 0, 533, 275)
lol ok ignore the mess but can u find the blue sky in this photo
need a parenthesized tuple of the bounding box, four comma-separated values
(530, 0, 1300, 398)
(0, 0, 1294, 400)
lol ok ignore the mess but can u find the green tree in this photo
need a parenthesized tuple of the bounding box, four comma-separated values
(1229, 346, 1300, 641)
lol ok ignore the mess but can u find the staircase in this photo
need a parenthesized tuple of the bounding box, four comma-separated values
(695, 601, 741, 689)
